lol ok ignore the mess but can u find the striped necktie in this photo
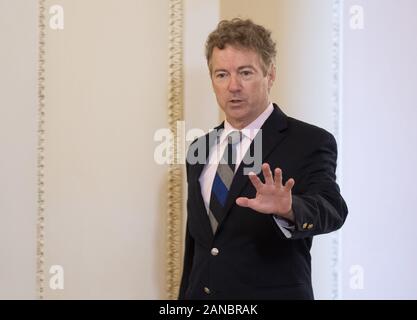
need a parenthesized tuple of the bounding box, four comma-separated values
(208, 130, 242, 233)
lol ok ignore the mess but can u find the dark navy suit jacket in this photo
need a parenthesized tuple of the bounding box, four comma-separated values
(179, 104, 348, 300)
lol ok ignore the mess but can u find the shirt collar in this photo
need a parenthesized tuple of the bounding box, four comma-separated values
(220, 103, 274, 144)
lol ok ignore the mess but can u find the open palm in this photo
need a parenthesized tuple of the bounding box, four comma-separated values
(236, 163, 294, 219)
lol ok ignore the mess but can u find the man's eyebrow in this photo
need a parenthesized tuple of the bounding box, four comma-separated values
(213, 65, 256, 73)
(213, 68, 228, 73)
(237, 65, 256, 70)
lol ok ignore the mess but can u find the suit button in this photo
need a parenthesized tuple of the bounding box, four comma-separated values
(211, 248, 219, 256)
(204, 287, 211, 295)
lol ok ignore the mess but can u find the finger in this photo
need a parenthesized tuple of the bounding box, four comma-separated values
(236, 197, 249, 207)
(284, 178, 295, 192)
(262, 163, 274, 185)
(274, 167, 283, 188)
(248, 172, 263, 191)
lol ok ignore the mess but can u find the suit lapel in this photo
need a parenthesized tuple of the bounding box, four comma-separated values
(220, 104, 289, 224)
(187, 105, 289, 233)
(187, 124, 224, 240)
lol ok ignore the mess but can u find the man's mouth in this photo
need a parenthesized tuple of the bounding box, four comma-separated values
(230, 99, 243, 103)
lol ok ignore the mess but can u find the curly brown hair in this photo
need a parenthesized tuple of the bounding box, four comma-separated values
(205, 18, 277, 75)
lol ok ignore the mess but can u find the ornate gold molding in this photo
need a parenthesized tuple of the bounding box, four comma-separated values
(37, 0, 46, 300)
(167, 0, 184, 300)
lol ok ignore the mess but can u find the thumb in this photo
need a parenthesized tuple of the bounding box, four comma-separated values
(236, 197, 249, 207)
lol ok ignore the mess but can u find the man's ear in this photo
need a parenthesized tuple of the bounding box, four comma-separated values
(267, 64, 276, 90)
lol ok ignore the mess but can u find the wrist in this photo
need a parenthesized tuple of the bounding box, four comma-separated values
(276, 208, 294, 223)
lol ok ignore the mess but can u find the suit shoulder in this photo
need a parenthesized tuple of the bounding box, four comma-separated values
(286, 116, 336, 144)
(187, 123, 223, 148)
(185, 130, 212, 168)
(187, 132, 208, 152)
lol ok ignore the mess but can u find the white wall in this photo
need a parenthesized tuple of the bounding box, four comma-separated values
(0, 0, 38, 299)
(0, 0, 220, 300)
(41, 0, 169, 299)
(341, 0, 417, 299)
(184, 0, 220, 133)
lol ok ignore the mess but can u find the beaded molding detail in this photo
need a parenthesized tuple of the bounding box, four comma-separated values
(167, 0, 184, 300)
(37, 0, 46, 300)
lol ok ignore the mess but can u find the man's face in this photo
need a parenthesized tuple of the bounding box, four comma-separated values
(210, 45, 275, 129)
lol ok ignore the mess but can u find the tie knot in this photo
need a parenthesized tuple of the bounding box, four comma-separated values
(227, 131, 242, 145)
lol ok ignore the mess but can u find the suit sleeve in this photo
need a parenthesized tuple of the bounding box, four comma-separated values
(287, 130, 348, 240)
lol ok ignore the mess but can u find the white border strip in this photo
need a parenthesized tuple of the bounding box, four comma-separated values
(331, 0, 344, 300)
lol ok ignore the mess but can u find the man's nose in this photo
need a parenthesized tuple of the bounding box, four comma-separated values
(228, 74, 241, 92)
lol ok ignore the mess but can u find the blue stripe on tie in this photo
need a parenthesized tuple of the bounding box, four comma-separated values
(212, 173, 228, 206)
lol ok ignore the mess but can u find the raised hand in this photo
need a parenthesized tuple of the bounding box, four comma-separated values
(236, 163, 295, 221)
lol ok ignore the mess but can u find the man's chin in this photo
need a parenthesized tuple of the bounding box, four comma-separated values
(225, 104, 247, 115)
(224, 110, 252, 126)
(225, 110, 246, 120)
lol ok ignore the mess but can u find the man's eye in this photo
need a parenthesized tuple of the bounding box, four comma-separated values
(241, 70, 253, 76)
(216, 73, 227, 78)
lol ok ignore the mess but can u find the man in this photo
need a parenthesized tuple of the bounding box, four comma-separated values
(179, 18, 348, 300)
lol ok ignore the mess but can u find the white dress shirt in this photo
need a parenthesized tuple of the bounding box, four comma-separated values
(199, 103, 294, 238)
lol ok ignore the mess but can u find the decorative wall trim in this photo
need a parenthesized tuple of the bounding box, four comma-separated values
(37, 0, 46, 300)
(331, 0, 343, 300)
(167, 0, 184, 300)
